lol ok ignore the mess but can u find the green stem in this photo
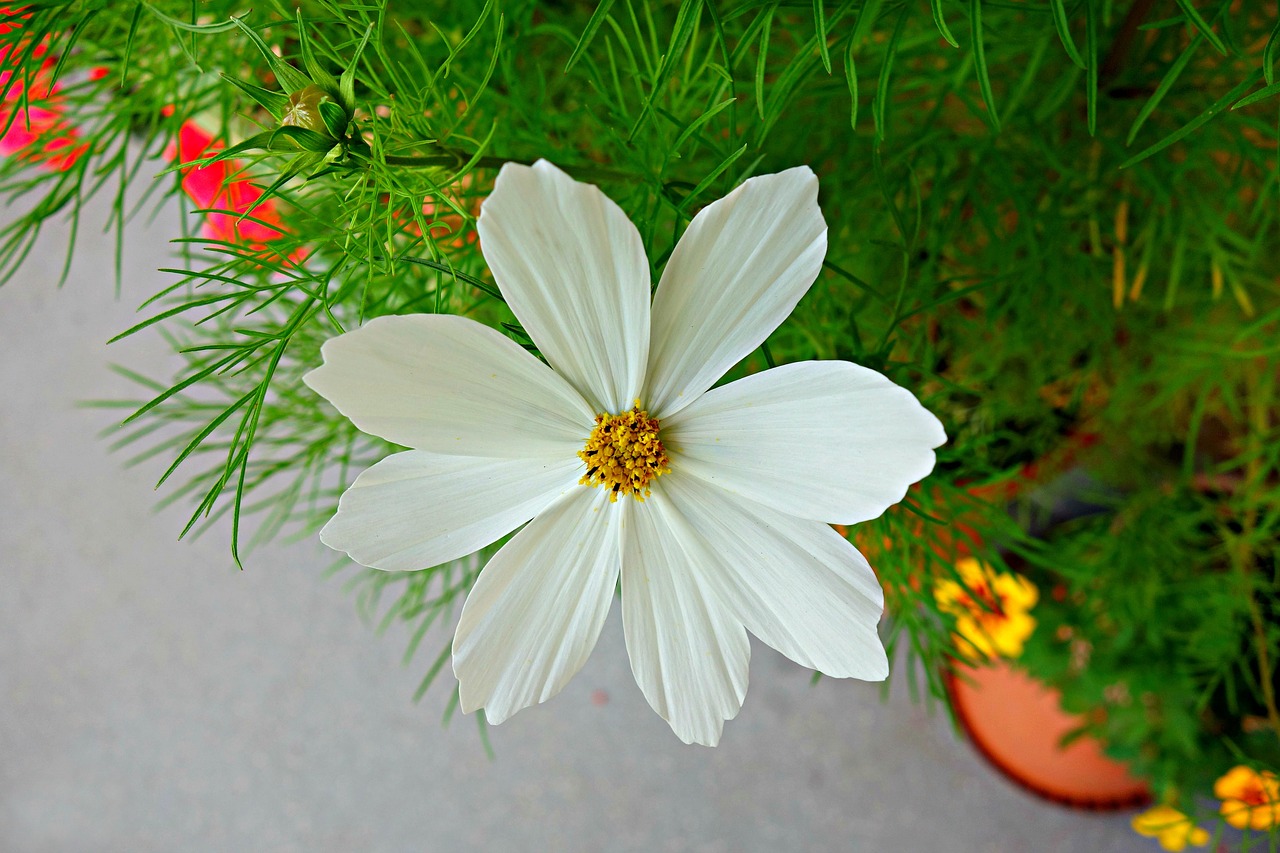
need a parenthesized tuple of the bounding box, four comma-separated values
(382, 153, 524, 169)
(382, 152, 633, 183)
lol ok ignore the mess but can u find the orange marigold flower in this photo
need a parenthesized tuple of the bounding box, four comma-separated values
(1214, 765, 1280, 831)
(1131, 805, 1209, 851)
(934, 558, 1038, 661)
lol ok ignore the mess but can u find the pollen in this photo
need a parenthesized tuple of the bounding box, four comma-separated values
(578, 400, 670, 502)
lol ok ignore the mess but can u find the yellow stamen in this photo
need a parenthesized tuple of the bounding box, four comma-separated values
(578, 400, 670, 502)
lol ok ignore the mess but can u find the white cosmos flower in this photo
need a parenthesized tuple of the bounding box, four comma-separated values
(303, 160, 946, 746)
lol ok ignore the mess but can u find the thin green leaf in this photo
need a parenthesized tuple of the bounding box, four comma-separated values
(756, 30, 825, 140)
(1049, 0, 1086, 69)
(704, 0, 734, 113)
(121, 349, 247, 425)
(107, 364, 168, 395)
(412, 638, 456, 703)
(296, 9, 339, 93)
(236, 169, 295, 221)
(155, 389, 257, 488)
(48, 8, 99, 94)
(1172, 0, 1227, 55)
(844, 32, 858, 130)
(339, 24, 375, 110)
(472, 9, 505, 110)
(849, 0, 885, 52)
(230, 430, 250, 569)
(396, 255, 505, 303)
(970, 0, 1000, 132)
(873, 7, 908, 143)
(1264, 15, 1280, 86)
(565, 0, 616, 71)
(1120, 69, 1262, 168)
(814, 0, 832, 71)
(1233, 79, 1280, 110)
(871, 146, 909, 247)
(221, 74, 291, 119)
(671, 96, 736, 153)
(430, 0, 494, 86)
(929, 0, 959, 49)
(108, 292, 244, 345)
(143, 3, 243, 33)
(677, 143, 748, 212)
(629, 0, 704, 139)
(1003, 31, 1052, 119)
(120, 3, 143, 87)
(1127, 34, 1202, 143)
(754, 3, 774, 120)
(232, 16, 311, 93)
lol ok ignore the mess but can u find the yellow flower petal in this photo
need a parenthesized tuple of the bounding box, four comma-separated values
(1132, 805, 1209, 851)
(1214, 765, 1259, 800)
(995, 571, 1039, 609)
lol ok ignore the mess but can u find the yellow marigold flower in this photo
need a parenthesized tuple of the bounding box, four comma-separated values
(934, 558, 1038, 661)
(1214, 765, 1280, 830)
(1131, 805, 1209, 851)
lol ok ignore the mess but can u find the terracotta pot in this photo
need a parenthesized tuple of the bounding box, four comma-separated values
(946, 659, 1151, 810)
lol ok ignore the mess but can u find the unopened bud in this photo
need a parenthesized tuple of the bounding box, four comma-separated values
(281, 84, 331, 134)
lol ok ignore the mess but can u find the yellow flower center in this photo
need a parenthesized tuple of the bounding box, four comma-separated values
(578, 401, 670, 502)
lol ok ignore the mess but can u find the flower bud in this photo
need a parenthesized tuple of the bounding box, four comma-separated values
(281, 84, 331, 134)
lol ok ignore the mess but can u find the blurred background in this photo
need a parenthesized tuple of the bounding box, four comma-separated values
(0, 193, 1151, 852)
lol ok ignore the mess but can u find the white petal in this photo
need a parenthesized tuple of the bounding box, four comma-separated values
(662, 474, 888, 681)
(452, 487, 622, 725)
(320, 450, 582, 572)
(303, 314, 593, 457)
(620, 492, 749, 746)
(665, 360, 945, 525)
(477, 160, 650, 414)
(645, 167, 827, 417)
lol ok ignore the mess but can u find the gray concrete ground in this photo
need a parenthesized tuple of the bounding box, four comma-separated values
(0, 195, 1148, 851)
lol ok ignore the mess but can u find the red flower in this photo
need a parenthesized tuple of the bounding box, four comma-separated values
(0, 13, 88, 172)
(168, 119, 288, 250)
(2, 8, 295, 258)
